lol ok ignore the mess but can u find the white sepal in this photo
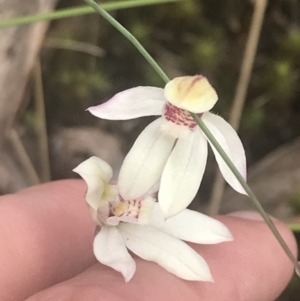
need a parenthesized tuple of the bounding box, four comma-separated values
(150, 203, 233, 244)
(93, 226, 136, 282)
(118, 223, 213, 282)
(73, 156, 114, 211)
(159, 130, 208, 218)
(88, 87, 165, 120)
(202, 112, 247, 194)
(118, 118, 176, 200)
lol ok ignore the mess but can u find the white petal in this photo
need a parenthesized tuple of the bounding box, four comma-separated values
(73, 156, 113, 184)
(87, 87, 166, 120)
(73, 156, 114, 211)
(94, 226, 136, 282)
(118, 223, 213, 281)
(159, 130, 208, 218)
(118, 118, 176, 200)
(202, 112, 247, 194)
(150, 203, 233, 244)
(147, 180, 160, 195)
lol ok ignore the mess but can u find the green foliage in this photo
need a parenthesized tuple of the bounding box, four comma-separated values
(22, 110, 38, 130)
(180, 0, 201, 18)
(193, 39, 219, 69)
(283, 28, 300, 56)
(58, 69, 111, 99)
(268, 60, 297, 99)
(289, 191, 300, 214)
(242, 108, 265, 133)
(128, 21, 148, 41)
(0, 0, 182, 28)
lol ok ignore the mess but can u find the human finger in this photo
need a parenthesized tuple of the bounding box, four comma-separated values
(25, 212, 297, 301)
(0, 180, 96, 301)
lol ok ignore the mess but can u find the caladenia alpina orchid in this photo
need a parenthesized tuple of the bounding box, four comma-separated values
(73, 156, 233, 282)
(88, 75, 247, 218)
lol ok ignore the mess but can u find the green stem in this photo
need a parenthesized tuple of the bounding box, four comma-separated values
(84, 0, 169, 84)
(85, 0, 300, 274)
(0, 0, 181, 29)
(190, 113, 300, 271)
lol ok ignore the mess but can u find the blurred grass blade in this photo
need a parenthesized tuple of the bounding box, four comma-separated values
(0, 0, 181, 29)
(288, 223, 300, 232)
(34, 60, 51, 183)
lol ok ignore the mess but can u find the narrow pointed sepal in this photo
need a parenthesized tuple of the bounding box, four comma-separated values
(202, 112, 247, 194)
(118, 118, 176, 200)
(118, 223, 213, 282)
(150, 204, 233, 244)
(94, 226, 136, 282)
(159, 130, 208, 218)
(88, 87, 165, 120)
(73, 156, 115, 211)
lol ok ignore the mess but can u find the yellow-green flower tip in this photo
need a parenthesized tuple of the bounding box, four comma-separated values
(164, 75, 218, 113)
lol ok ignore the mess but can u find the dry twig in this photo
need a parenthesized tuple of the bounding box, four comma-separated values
(34, 60, 51, 182)
(44, 38, 105, 57)
(208, 0, 268, 215)
(9, 129, 40, 185)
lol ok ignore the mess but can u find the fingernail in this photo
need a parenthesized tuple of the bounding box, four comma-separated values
(227, 210, 278, 222)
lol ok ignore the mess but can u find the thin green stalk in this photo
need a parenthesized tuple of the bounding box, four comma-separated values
(85, 0, 300, 274)
(84, 0, 169, 83)
(190, 113, 300, 272)
(0, 0, 181, 29)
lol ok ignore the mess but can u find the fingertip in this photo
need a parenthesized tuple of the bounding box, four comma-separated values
(0, 180, 96, 301)
(227, 210, 278, 222)
(225, 210, 298, 257)
(15, 179, 86, 199)
(211, 212, 297, 300)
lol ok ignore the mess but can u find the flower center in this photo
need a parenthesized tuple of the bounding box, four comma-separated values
(163, 102, 203, 129)
(97, 194, 155, 226)
(112, 198, 142, 220)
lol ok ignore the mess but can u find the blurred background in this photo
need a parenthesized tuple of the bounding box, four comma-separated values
(0, 0, 300, 299)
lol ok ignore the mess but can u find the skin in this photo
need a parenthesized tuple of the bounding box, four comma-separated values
(0, 180, 297, 301)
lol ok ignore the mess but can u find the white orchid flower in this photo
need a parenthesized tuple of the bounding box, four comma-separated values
(88, 75, 247, 218)
(73, 156, 233, 282)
